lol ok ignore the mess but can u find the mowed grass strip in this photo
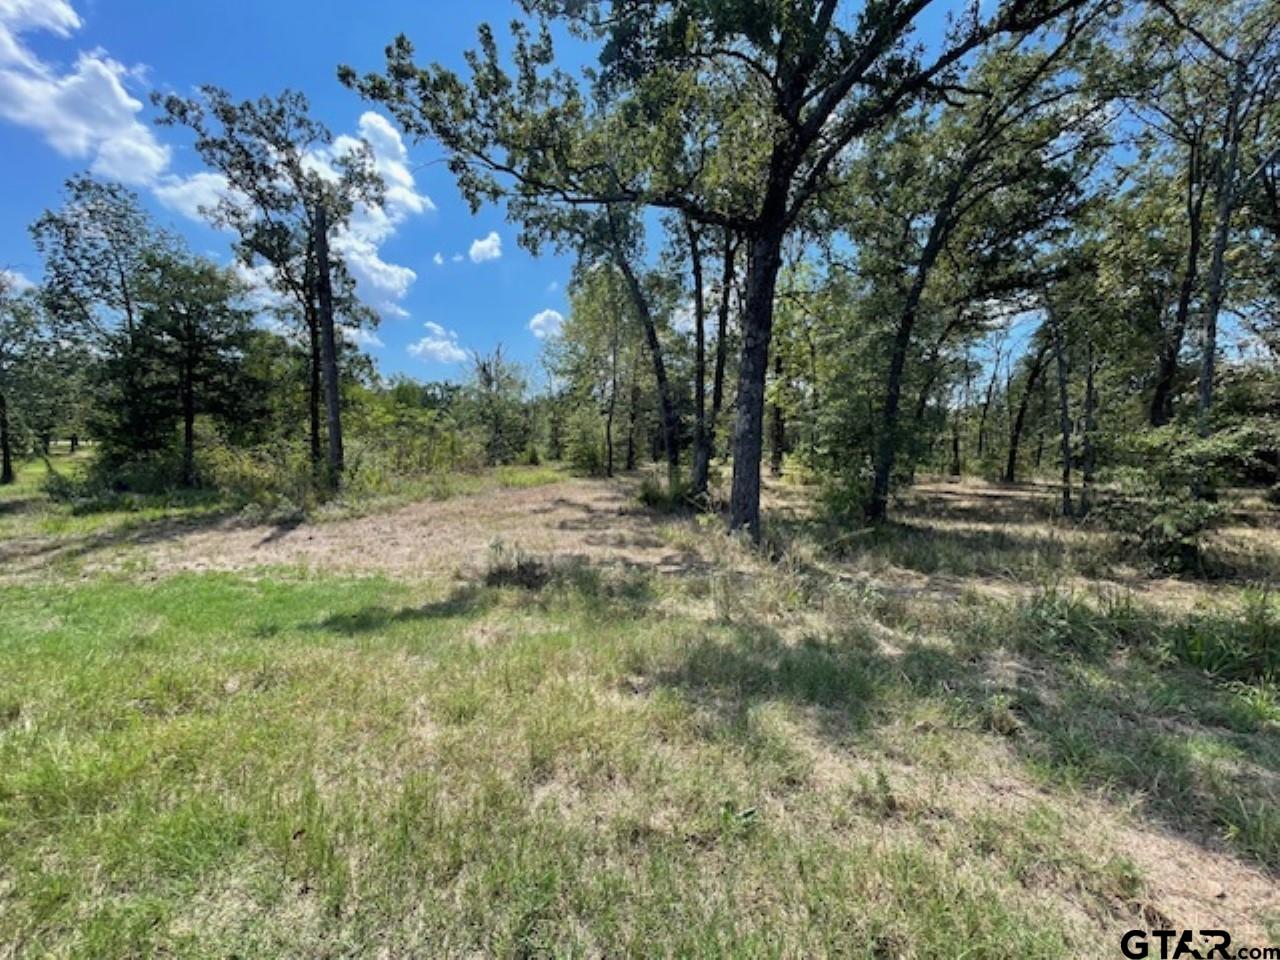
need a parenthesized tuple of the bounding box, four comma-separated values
(0, 567, 1166, 958)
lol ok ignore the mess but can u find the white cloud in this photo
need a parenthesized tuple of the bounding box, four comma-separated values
(321, 112, 433, 316)
(342, 325, 384, 350)
(0, 32, 170, 185)
(409, 321, 467, 364)
(0, 1, 80, 71)
(529, 308, 564, 340)
(433, 252, 444, 267)
(159, 111, 429, 320)
(152, 171, 234, 222)
(469, 231, 502, 264)
(0, 7, 428, 323)
(1, 268, 34, 292)
(452, 253, 464, 263)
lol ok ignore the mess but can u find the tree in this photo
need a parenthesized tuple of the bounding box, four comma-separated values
(847, 22, 1106, 520)
(468, 346, 530, 466)
(31, 176, 163, 341)
(137, 252, 258, 487)
(1146, 1, 1280, 434)
(0, 279, 49, 484)
(155, 87, 384, 488)
(552, 263, 645, 477)
(342, 0, 1099, 540)
(88, 250, 259, 487)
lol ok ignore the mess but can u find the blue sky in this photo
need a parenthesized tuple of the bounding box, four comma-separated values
(0, 2, 1002, 384)
(0, 0, 582, 382)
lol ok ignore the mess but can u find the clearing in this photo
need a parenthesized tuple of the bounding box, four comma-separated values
(1, 458, 1277, 957)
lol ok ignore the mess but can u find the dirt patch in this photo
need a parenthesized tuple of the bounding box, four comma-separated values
(9, 479, 706, 580)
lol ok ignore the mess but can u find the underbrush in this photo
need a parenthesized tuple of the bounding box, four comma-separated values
(978, 583, 1280, 685)
(36, 441, 565, 526)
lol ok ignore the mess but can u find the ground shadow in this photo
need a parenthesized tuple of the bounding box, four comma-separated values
(643, 612, 1279, 875)
(0, 508, 241, 575)
(310, 585, 497, 636)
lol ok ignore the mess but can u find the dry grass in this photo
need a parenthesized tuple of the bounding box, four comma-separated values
(1, 465, 1278, 956)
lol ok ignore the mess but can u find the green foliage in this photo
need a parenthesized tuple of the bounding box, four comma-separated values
(564, 408, 607, 477)
(1095, 425, 1268, 572)
(637, 470, 691, 513)
(1169, 588, 1280, 683)
(988, 583, 1279, 684)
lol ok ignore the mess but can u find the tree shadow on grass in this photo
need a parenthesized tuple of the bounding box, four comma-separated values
(307, 559, 659, 640)
(0, 508, 239, 575)
(310, 585, 498, 636)
(644, 613, 1280, 874)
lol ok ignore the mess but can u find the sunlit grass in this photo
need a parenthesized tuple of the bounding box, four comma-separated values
(3, 468, 1277, 955)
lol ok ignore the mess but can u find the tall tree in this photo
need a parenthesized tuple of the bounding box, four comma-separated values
(133, 252, 258, 487)
(1148, 1, 1280, 433)
(31, 176, 161, 341)
(0, 279, 48, 484)
(155, 87, 383, 488)
(342, 0, 1098, 540)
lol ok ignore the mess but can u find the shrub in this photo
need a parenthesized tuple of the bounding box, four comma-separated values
(200, 438, 315, 513)
(818, 472, 872, 529)
(1094, 426, 1251, 573)
(565, 409, 607, 477)
(638, 470, 692, 513)
(484, 540, 550, 589)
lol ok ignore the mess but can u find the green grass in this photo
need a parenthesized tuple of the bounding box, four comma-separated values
(3, 561, 1277, 956)
(0, 454, 567, 539)
(0, 570, 1141, 957)
(3, 470, 1277, 956)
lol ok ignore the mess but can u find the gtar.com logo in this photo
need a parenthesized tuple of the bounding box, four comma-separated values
(1120, 929, 1279, 959)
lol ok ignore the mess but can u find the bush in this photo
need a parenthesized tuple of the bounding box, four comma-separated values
(199, 438, 315, 513)
(637, 469, 693, 513)
(819, 472, 872, 528)
(1095, 426, 1250, 573)
(565, 409, 607, 477)
(1097, 481, 1222, 574)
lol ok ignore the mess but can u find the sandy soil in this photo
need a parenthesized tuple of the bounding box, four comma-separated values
(0, 479, 706, 581)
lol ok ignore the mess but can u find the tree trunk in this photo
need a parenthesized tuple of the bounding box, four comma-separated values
(181, 358, 196, 488)
(977, 344, 1005, 458)
(687, 218, 710, 501)
(1004, 345, 1049, 483)
(866, 208, 956, 522)
(1080, 343, 1098, 516)
(315, 205, 345, 489)
(608, 222, 680, 488)
(1050, 305, 1074, 518)
(694, 232, 737, 501)
(729, 227, 786, 541)
(307, 312, 322, 469)
(950, 403, 963, 478)
(1034, 380, 1048, 470)
(0, 391, 13, 485)
(1199, 66, 1246, 438)
(70, 435, 80, 454)
(1151, 140, 1207, 427)
(605, 340, 618, 479)
(626, 373, 639, 472)
(770, 352, 785, 478)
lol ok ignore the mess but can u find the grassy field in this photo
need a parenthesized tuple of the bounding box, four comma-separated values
(1, 458, 1278, 957)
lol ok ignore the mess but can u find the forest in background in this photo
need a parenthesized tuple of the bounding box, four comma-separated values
(4, 2, 1280, 955)
(1, 0, 1278, 574)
